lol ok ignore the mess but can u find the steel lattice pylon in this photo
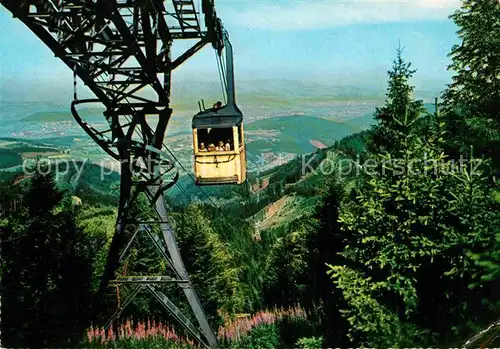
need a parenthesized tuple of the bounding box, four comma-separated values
(1, 0, 226, 347)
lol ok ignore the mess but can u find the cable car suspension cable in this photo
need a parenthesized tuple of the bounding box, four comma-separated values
(219, 49, 227, 92)
(73, 67, 78, 101)
(72, 80, 195, 204)
(116, 99, 216, 207)
(121, 113, 192, 202)
(215, 50, 227, 105)
(72, 55, 220, 208)
(159, 142, 218, 207)
(219, 51, 228, 104)
(146, 127, 219, 208)
(121, 112, 214, 207)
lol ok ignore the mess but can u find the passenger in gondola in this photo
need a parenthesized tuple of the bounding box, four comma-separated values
(213, 101, 223, 112)
(199, 142, 207, 152)
(208, 143, 216, 152)
(225, 140, 231, 151)
(217, 141, 224, 151)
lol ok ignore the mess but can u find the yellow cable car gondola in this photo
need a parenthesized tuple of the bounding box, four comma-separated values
(192, 29, 246, 185)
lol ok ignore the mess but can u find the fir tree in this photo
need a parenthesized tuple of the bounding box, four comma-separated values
(1, 165, 95, 347)
(369, 45, 424, 155)
(263, 227, 309, 306)
(177, 204, 245, 321)
(328, 86, 499, 345)
(443, 0, 500, 120)
(442, 0, 500, 167)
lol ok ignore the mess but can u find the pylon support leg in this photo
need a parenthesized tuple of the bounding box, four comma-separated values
(142, 225, 178, 277)
(118, 225, 142, 263)
(147, 187, 218, 348)
(94, 160, 134, 318)
(104, 285, 143, 329)
(146, 284, 210, 348)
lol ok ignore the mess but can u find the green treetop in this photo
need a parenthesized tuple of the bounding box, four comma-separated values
(370, 45, 424, 155)
(443, 0, 500, 120)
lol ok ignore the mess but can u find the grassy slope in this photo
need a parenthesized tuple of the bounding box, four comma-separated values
(56, 161, 121, 206)
(0, 137, 76, 148)
(246, 149, 337, 237)
(21, 108, 105, 122)
(248, 194, 321, 232)
(0, 140, 65, 169)
(0, 149, 23, 169)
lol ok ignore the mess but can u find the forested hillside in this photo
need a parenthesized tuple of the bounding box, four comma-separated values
(1, 1, 499, 348)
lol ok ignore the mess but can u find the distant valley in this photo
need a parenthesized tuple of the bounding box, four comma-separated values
(0, 79, 441, 178)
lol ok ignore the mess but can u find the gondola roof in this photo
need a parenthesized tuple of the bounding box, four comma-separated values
(192, 105, 243, 128)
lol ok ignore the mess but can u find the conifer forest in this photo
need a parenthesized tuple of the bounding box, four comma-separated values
(0, 1, 499, 348)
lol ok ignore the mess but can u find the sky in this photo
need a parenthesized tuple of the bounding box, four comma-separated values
(0, 0, 462, 102)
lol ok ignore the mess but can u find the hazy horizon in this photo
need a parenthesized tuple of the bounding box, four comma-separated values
(1, 0, 461, 104)
(0, 77, 447, 105)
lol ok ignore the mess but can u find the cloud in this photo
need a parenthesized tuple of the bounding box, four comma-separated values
(228, 0, 461, 30)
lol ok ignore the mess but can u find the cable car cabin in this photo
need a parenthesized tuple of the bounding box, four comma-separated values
(192, 105, 246, 185)
(192, 27, 245, 185)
